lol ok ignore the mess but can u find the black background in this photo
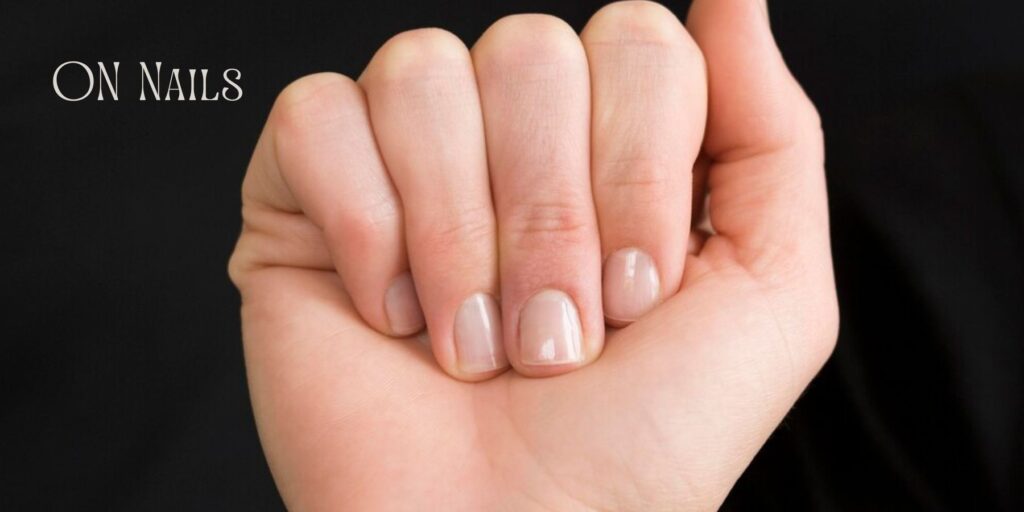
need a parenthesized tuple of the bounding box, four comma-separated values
(2, 1, 1022, 510)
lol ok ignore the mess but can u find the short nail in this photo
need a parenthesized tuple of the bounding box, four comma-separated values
(519, 290, 583, 366)
(602, 248, 660, 324)
(454, 293, 507, 373)
(385, 272, 425, 336)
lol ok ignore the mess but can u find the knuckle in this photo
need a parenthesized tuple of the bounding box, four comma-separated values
(417, 205, 496, 251)
(717, 90, 823, 160)
(272, 72, 360, 136)
(371, 28, 469, 83)
(504, 197, 594, 247)
(594, 157, 676, 205)
(586, 1, 690, 48)
(327, 196, 402, 254)
(477, 14, 582, 66)
(226, 220, 268, 292)
(786, 94, 825, 158)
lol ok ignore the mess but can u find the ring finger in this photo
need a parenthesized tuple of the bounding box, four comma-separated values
(360, 29, 507, 380)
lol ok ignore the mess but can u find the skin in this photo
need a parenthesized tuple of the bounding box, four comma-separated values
(228, 0, 838, 510)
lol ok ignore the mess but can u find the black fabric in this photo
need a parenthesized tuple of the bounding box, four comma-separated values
(1, 1, 1021, 510)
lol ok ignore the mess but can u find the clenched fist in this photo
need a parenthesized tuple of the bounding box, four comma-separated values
(228, 0, 837, 509)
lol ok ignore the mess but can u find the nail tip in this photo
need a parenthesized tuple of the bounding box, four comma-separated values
(459, 359, 507, 374)
(520, 355, 583, 367)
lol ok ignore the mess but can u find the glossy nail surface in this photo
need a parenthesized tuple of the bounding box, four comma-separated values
(519, 290, 583, 366)
(602, 248, 660, 324)
(454, 293, 507, 373)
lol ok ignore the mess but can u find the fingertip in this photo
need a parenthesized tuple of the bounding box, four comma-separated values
(686, 0, 814, 158)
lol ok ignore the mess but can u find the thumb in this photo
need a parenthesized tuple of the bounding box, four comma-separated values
(686, 0, 829, 283)
(686, 0, 837, 356)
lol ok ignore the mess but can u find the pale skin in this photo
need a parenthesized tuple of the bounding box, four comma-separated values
(228, 0, 838, 510)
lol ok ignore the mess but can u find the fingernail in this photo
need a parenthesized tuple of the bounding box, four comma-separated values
(454, 293, 507, 373)
(385, 272, 425, 336)
(519, 290, 583, 366)
(602, 248, 660, 324)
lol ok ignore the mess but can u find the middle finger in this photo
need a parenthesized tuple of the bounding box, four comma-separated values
(473, 14, 604, 377)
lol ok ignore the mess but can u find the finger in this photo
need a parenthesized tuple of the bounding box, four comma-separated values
(686, 0, 830, 285)
(237, 73, 424, 337)
(360, 29, 507, 381)
(581, 1, 706, 326)
(473, 15, 603, 376)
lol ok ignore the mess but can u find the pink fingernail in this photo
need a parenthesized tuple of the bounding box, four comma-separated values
(602, 248, 660, 324)
(384, 272, 425, 336)
(519, 290, 583, 366)
(454, 293, 507, 373)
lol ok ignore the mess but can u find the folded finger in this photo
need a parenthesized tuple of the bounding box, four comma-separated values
(361, 29, 507, 380)
(581, 1, 706, 325)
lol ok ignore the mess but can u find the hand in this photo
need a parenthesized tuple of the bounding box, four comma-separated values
(232, 0, 709, 382)
(228, 0, 837, 509)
